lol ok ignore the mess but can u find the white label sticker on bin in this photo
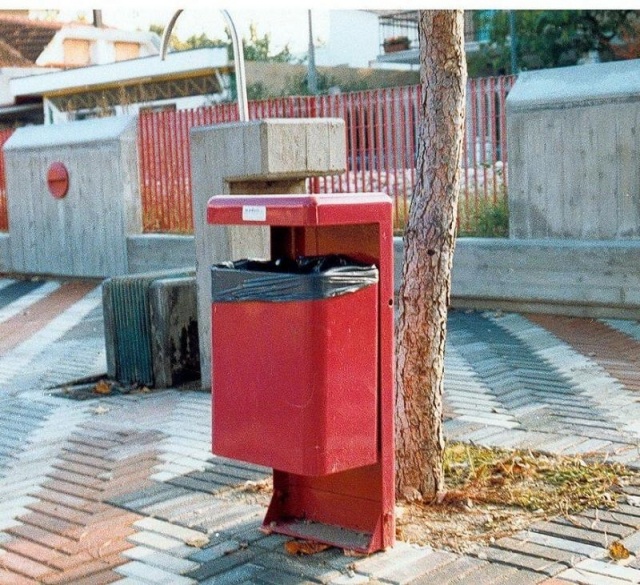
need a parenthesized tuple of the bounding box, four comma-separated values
(242, 205, 267, 222)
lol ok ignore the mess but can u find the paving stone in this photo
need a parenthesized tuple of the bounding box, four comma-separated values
(562, 439, 615, 455)
(620, 530, 640, 555)
(548, 517, 635, 543)
(578, 508, 640, 529)
(127, 530, 193, 553)
(187, 548, 259, 582)
(446, 561, 523, 584)
(493, 537, 584, 566)
(252, 549, 346, 583)
(554, 567, 632, 585)
(457, 415, 520, 429)
(227, 520, 270, 546)
(252, 570, 319, 585)
(530, 520, 617, 548)
(199, 563, 264, 585)
(122, 545, 200, 574)
(116, 560, 197, 584)
(536, 435, 596, 455)
(0, 550, 55, 580)
(474, 546, 566, 576)
(190, 504, 263, 533)
(110, 485, 192, 512)
(194, 536, 244, 559)
(480, 429, 530, 449)
(450, 425, 508, 444)
(251, 533, 291, 551)
(133, 517, 209, 544)
(328, 575, 371, 585)
(513, 531, 607, 559)
(572, 558, 640, 582)
(375, 549, 457, 584)
(499, 569, 548, 584)
(443, 421, 486, 440)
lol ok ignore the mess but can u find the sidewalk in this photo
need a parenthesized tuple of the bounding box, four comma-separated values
(2, 277, 640, 584)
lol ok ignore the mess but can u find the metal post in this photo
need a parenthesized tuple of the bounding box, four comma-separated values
(307, 10, 318, 95)
(509, 10, 518, 75)
(160, 9, 249, 122)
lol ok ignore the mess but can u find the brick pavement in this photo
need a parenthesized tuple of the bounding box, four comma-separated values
(3, 278, 640, 583)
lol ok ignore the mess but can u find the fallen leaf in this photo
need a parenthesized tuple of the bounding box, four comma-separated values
(94, 380, 112, 394)
(185, 535, 209, 548)
(244, 480, 271, 493)
(284, 540, 330, 556)
(609, 541, 631, 560)
(343, 549, 368, 558)
(92, 406, 110, 415)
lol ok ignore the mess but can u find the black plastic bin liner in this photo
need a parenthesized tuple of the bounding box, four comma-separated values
(211, 254, 379, 302)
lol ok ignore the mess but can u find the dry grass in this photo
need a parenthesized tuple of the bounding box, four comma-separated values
(397, 443, 637, 552)
(443, 443, 628, 515)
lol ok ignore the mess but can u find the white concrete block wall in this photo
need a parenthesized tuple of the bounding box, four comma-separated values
(507, 59, 640, 240)
(4, 116, 140, 277)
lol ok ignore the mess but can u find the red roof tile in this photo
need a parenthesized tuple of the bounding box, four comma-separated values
(0, 15, 62, 64)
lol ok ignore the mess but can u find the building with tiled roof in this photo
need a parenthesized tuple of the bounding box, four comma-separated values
(0, 15, 61, 65)
(0, 38, 34, 68)
(0, 12, 161, 125)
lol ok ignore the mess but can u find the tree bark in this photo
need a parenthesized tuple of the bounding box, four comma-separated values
(395, 10, 467, 501)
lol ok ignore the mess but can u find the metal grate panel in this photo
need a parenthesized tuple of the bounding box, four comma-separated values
(103, 268, 195, 386)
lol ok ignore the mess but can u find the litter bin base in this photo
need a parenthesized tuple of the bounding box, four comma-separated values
(264, 519, 371, 552)
(263, 465, 391, 554)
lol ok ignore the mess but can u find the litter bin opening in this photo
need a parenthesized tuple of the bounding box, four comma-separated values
(211, 254, 378, 303)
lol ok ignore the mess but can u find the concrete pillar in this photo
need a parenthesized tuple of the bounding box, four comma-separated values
(190, 118, 346, 387)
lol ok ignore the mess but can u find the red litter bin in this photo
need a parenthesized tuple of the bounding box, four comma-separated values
(211, 256, 379, 476)
(207, 194, 395, 553)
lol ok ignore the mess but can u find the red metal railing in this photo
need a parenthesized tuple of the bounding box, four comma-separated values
(138, 75, 516, 234)
(0, 129, 15, 232)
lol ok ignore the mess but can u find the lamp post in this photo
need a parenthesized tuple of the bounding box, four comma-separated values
(307, 9, 318, 95)
(509, 10, 519, 74)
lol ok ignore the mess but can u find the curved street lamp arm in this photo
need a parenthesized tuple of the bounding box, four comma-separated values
(160, 9, 249, 122)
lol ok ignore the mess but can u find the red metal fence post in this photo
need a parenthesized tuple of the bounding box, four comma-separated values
(0, 129, 15, 231)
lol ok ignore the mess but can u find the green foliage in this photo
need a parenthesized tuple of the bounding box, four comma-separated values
(473, 10, 639, 74)
(458, 196, 509, 238)
(150, 22, 292, 62)
(182, 33, 226, 50)
(240, 24, 292, 63)
(467, 44, 510, 78)
(285, 71, 368, 97)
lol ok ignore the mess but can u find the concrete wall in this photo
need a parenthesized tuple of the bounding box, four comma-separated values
(0, 233, 10, 272)
(450, 239, 640, 319)
(132, 234, 640, 320)
(4, 116, 140, 277)
(507, 59, 640, 240)
(127, 235, 196, 274)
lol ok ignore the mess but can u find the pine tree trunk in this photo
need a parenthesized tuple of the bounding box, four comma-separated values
(395, 10, 467, 501)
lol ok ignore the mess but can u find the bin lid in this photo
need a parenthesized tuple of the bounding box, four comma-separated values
(206, 193, 391, 227)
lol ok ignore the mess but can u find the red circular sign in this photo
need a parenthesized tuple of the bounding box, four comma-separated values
(47, 162, 69, 199)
